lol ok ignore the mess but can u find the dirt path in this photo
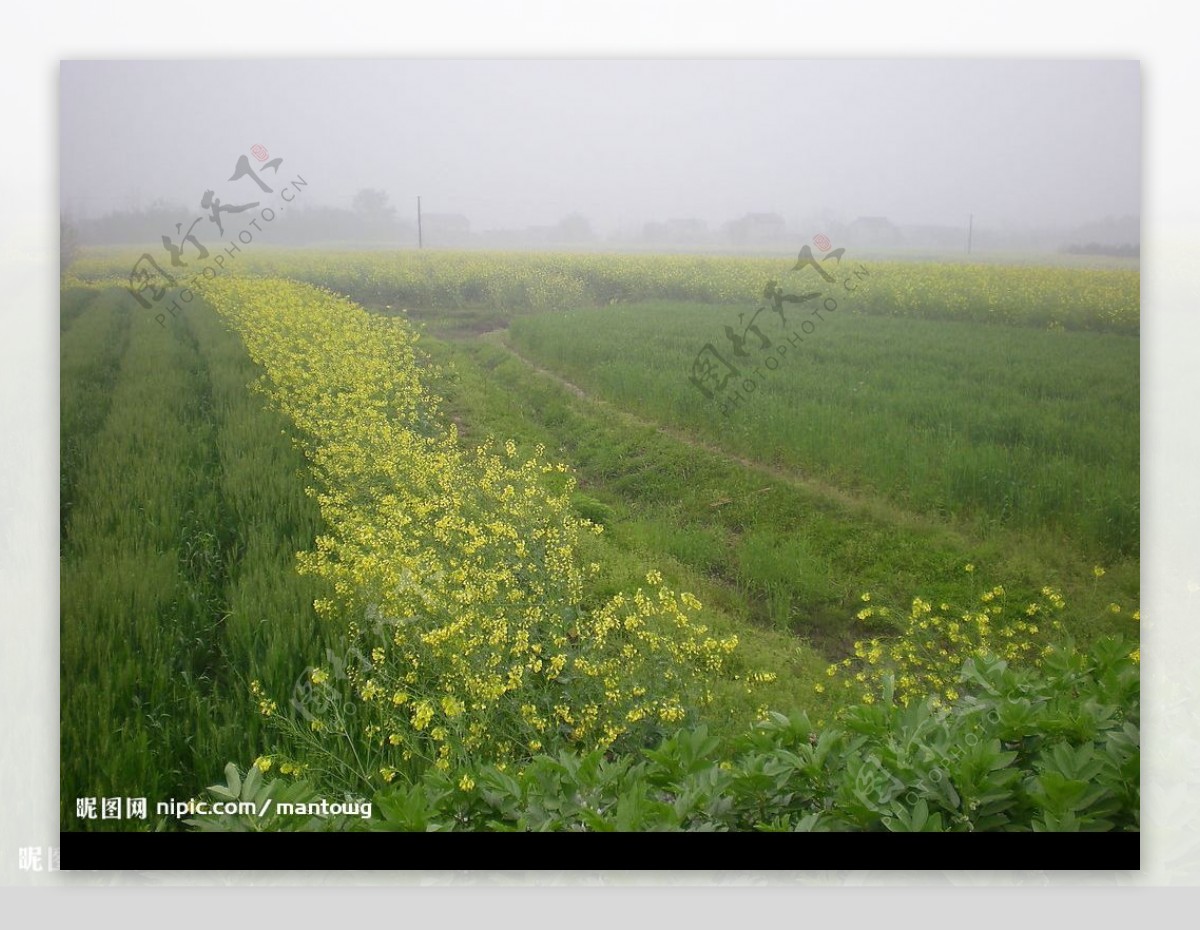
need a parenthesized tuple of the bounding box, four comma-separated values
(483, 330, 990, 552)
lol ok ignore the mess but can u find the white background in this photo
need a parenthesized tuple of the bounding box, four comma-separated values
(1, 0, 1195, 920)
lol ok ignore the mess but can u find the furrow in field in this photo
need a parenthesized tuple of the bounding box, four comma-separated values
(59, 289, 131, 542)
(493, 332, 990, 554)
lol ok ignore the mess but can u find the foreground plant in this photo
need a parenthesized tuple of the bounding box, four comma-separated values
(197, 632, 1137, 832)
(202, 278, 735, 793)
(827, 572, 1138, 710)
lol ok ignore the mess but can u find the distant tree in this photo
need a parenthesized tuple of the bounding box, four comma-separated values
(351, 188, 396, 220)
(60, 216, 79, 276)
(555, 213, 595, 243)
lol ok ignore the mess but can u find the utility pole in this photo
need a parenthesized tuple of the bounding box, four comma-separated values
(417, 196, 423, 249)
(967, 213, 973, 255)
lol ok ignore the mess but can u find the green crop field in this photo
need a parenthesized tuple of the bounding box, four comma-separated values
(507, 302, 1139, 558)
(59, 249, 1140, 833)
(60, 286, 329, 828)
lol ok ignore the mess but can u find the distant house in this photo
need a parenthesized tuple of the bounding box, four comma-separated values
(422, 213, 471, 246)
(723, 212, 787, 245)
(643, 217, 709, 244)
(848, 216, 902, 248)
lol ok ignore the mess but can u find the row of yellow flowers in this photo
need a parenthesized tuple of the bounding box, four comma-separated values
(202, 277, 736, 786)
(823, 564, 1139, 708)
(68, 247, 1139, 334)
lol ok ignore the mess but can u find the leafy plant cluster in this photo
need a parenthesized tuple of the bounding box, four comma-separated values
(194, 634, 1137, 832)
(829, 576, 1068, 708)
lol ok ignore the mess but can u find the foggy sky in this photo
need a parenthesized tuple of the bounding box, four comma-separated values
(59, 59, 1140, 233)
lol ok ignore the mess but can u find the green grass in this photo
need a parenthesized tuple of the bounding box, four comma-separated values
(60, 288, 131, 541)
(509, 301, 1139, 560)
(60, 289, 329, 829)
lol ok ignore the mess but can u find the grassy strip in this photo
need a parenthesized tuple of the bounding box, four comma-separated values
(183, 300, 328, 746)
(509, 301, 1139, 560)
(60, 285, 98, 334)
(62, 296, 221, 824)
(60, 289, 328, 828)
(59, 288, 131, 542)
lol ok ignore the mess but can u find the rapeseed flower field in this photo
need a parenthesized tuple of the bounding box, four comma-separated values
(60, 248, 1138, 832)
(200, 278, 735, 785)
